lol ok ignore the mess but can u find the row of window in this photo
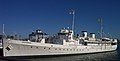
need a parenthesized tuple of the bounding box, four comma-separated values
(44, 47, 86, 51)
(23, 45, 110, 51)
(30, 46, 86, 51)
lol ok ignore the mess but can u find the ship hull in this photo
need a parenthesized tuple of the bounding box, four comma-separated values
(2, 39, 117, 57)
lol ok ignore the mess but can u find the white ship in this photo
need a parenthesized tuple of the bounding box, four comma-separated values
(0, 10, 118, 57)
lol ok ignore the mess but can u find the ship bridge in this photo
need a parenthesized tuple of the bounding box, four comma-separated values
(29, 29, 47, 43)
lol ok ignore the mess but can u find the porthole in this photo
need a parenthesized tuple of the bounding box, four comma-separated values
(51, 45, 53, 47)
(67, 49, 68, 51)
(79, 49, 81, 51)
(59, 49, 61, 50)
(77, 49, 78, 51)
(55, 48, 57, 50)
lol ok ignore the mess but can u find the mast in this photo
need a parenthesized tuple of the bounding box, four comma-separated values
(72, 10, 75, 33)
(69, 9, 75, 35)
(100, 18, 103, 40)
(98, 17, 103, 49)
(98, 17, 103, 40)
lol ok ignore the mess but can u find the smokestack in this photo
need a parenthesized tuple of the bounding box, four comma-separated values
(90, 33, 95, 38)
(81, 31, 87, 38)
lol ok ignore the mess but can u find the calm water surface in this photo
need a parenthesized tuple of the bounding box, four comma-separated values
(0, 44, 120, 61)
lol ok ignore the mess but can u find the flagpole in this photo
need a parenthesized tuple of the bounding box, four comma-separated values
(2, 24, 6, 37)
(3, 24, 5, 35)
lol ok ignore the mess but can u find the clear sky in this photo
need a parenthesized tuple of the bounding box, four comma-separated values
(0, 0, 120, 39)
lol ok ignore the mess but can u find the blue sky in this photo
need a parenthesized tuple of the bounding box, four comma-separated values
(0, 0, 120, 39)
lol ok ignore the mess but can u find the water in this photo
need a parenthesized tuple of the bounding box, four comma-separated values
(0, 45, 120, 61)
